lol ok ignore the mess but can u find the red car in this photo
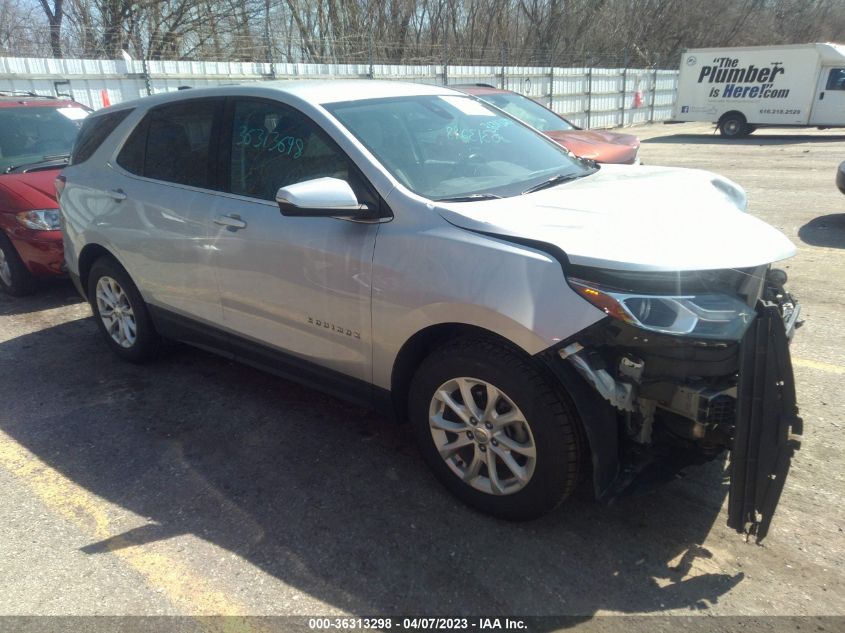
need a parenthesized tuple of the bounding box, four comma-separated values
(0, 93, 90, 295)
(453, 84, 640, 164)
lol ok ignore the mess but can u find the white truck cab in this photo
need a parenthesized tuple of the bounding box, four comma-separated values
(671, 42, 845, 137)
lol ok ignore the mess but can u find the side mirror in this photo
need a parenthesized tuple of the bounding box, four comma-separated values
(276, 177, 370, 218)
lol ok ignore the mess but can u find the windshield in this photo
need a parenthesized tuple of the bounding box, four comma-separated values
(0, 105, 88, 173)
(477, 93, 575, 132)
(325, 95, 587, 200)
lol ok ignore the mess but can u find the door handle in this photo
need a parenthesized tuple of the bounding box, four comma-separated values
(105, 188, 127, 202)
(820, 91, 825, 100)
(214, 214, 247, 230)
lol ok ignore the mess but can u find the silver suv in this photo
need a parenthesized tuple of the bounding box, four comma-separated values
(59, 81, 803, 541)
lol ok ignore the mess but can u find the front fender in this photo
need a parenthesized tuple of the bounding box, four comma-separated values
(370, 222, 605, 390)
(373, 301, 552, 391)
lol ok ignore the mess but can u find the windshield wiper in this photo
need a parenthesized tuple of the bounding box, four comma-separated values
(521, 170, 594, 195)
(4, 153, 70, 174)
(434, 193, 502, 202)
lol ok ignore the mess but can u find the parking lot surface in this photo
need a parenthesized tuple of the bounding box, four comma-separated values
(1, 122, 844, 621)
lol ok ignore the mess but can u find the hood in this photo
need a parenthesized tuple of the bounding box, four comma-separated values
(435, 164, 796, 272)
(545, 130, 640, 164)
(0, 169, 60, 210)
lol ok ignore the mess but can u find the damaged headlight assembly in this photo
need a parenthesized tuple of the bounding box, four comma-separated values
(567, 276, 756, 341)
(546, 259, 801, 543)
(557, 267, 763, 438)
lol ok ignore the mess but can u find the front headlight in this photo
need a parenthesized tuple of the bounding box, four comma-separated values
(16, 209, 61, 231)
(569, 277, 756, 341)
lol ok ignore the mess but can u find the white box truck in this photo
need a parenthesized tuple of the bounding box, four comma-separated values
(671, 42, 845, 137)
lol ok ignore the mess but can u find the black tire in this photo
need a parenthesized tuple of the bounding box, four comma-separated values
(409, 337, 583, 520)
(719, 113, 749, 138)
(0, 232, 37, 296)
(87, 256, 162, 363)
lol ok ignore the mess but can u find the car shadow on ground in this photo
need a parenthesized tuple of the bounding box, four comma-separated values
(799, 214, 845, 249)
(0, 279, 83, 317)
(643, 133, 845, 146)
(0, 310, 743, 619)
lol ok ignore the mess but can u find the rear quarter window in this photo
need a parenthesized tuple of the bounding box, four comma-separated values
(70, 109, 133, 165)
(116, 117, 146, 175)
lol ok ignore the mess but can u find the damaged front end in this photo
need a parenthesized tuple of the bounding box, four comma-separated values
(541, 264, 802, 543)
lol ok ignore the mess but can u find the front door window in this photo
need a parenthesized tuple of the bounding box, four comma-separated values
(229, 100, 352, 201)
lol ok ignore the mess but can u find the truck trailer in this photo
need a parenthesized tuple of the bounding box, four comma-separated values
(671, 42, 845, 137)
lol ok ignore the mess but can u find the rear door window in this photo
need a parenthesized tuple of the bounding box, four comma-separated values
(117, 99, 223, 189)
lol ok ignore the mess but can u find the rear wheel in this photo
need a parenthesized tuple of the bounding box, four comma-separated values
(0, 233, 36, 296)
(87, 257, 162, 362)
(719, 113, 750, 138)
(409, 337, 583, 520)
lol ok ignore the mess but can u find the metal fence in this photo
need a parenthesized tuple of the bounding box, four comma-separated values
(0, 56, 678, 129)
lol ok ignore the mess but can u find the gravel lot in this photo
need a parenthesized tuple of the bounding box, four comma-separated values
(1, 122, 844, 626)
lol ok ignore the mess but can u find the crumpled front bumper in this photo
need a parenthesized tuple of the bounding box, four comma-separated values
(539, 294, 803, 543)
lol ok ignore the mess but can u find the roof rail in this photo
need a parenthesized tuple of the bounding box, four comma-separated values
(447, 82, 499, 89)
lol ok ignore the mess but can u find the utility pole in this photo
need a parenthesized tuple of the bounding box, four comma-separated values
(620, 50, 629, 127)
(368, 35, 374, 79)
(585, 52, 593, 130)
(650, 54, 659, 124)
(442, 24, 449, 85)
(500, 45, 506, 89)
(263, 0, 275, 78)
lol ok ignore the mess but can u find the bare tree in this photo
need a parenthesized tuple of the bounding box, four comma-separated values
(38, 0, 65, 57)
(1, 0, 43, 55)
(7, 0, 845, 65)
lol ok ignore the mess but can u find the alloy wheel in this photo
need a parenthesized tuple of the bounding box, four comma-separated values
(428, 377, 537, 495)
(95, 276, 137, 348)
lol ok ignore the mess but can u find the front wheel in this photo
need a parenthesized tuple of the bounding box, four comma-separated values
(87, 257, 162, 362)
(409, 338, 584, 520)
(0, 233, 36, 296)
